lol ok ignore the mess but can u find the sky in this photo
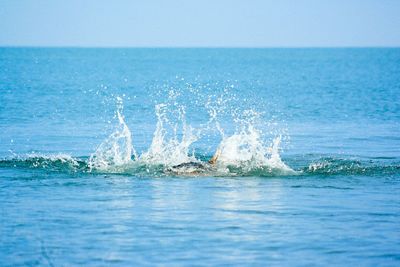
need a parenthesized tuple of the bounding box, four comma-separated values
(0, 0, 400, 47)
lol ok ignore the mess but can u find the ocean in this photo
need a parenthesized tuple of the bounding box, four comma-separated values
(0, 48, 399, 266)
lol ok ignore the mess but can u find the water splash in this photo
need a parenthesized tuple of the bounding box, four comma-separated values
(85, 92, 296, 176)
(139, 103, 199, 166)
(215, 126, 295, 175)
(3, 89, 295, 176)
(88, 97, 135, 171)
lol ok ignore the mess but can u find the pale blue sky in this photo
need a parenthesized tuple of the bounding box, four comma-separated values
(1, 0, 399, 47)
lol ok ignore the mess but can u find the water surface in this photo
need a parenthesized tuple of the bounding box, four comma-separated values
(1, 48, 399, 266)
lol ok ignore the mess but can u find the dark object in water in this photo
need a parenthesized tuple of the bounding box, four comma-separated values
(167, 149, 221, 175)
(167, 161, 210, 175)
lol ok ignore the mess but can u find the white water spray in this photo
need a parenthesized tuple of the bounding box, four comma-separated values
(139, 103, 199, 166)
(89, 94, 294, 176)
(88, 97, 135, 171)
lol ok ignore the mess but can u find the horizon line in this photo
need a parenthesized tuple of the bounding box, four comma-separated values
(1, 45, 400, 49)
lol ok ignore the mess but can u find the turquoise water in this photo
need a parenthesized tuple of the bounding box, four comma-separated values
(1, 48, 399, 266)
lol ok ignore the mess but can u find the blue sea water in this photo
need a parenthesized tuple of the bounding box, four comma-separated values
(0, 48, 400, 266)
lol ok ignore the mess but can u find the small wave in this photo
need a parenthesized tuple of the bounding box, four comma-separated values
(0, 154, 88, 173)
(2, 154, 399, 177)
(304, 157, 400, 176)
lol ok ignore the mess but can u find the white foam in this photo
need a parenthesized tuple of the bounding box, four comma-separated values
(215, 126, 294, 174)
